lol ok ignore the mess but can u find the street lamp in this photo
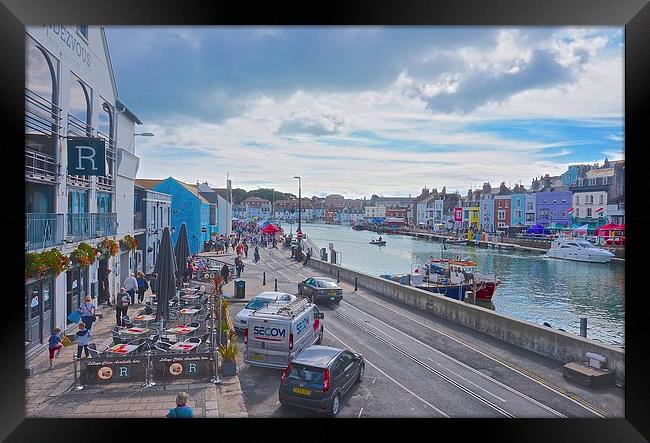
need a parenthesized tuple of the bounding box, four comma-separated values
(293, 176, 301, 233)
(134, 132, 155, 137)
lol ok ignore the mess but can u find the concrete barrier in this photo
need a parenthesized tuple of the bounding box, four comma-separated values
(307, 257, 625, 381)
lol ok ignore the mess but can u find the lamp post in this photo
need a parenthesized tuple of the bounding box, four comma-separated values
(133, 132, 155, 154)
(293, 175, 302, 234)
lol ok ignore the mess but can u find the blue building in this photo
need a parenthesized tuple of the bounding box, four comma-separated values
(510, 193, 527, 227)
(561, 164, 592, 187)
(137, 177, 215, 254)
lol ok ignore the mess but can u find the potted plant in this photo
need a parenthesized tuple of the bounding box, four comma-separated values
(40, 249, 71, 278)
(70, 242, 98, 267)
(25, 252, 47, 280)
(120, 235, 137, 251)
(218, 330, 238, 376)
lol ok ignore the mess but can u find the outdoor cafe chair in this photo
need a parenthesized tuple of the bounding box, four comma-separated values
(127, 338, 148, 354)
(154, 343, 169, 353)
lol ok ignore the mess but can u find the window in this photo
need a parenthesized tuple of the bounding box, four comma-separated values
(577, 179, 583, 186)
(498, 210, 506, 220)
(575, 196, 580, 205)
(26, 43, 57, 157)
(590, 195, 594, 204)
(599, 195, 604, 204)
(576, 208, 580, 217)
(515, 199, 520, 207)
(561, 211, 566, 217)
(543, 199, 548, 204)
(561, 199, 566, 204)
(587, 208, 592, 217)
(78, 25, 88, 39)
(553, 200, 557, 204)
(590, 178, 596, 186)
(603, 177, 608, 185)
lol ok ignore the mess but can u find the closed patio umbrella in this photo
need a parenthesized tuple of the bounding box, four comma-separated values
(154, 227, 177, 322)
(174, 222, 191, 289)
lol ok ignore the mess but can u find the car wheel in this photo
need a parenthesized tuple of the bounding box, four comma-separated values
(329, 393, 341, 417)
(356, 363, 365, 383)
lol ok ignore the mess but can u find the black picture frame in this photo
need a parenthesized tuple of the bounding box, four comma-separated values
(4, 0, 648, 440)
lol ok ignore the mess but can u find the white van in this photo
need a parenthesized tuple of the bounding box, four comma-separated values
(244, 297, 324, 369)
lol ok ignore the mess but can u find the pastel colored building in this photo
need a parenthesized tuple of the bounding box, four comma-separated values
(480, 195, 495, 232)
(535, 190, 572, 227)
(494, 195, 512, 230)
(510, 193, 527, 227)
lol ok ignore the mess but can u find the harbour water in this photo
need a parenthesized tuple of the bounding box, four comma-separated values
(302, 223, 625, 346)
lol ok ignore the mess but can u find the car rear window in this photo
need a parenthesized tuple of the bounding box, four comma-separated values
(318, 280, 339, 289)
(288, 364, 325, 386)
(245, 297, 271, 310)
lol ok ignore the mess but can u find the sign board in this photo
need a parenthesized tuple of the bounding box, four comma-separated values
(67, 137, 106, 176)
(152, 352, 214, 380)
(83, 356, 147, 384)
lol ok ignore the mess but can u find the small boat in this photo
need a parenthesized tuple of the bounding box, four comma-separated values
(545, 237, 615, 263)
(352, 225, 365, 231)
(370, 239, 386, 246)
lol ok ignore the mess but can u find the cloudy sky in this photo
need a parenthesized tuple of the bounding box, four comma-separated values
(106, 26, 624, 198)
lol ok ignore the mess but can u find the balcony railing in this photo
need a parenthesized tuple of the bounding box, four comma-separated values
(25, 89, 62, 184)
(25, 213, 64, 251)
(66, 213, 117, 241)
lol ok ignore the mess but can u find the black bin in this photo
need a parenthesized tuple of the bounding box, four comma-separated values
(234, 279, 245, 299)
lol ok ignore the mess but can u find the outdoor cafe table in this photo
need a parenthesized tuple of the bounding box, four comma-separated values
(166, 325, 199, 336)
(133, 314, 156, 322)
(179, 308, 201, 323)
(169, 341, 200, 353)
(120, 327, 150, 336)
(107, 343, 140, 355)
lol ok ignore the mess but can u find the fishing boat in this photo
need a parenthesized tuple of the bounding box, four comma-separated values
(445, 237, 467, 245)
(545, 237, 615, 263)
(381, 258, 499, 302)
(369, 238, 386, 246)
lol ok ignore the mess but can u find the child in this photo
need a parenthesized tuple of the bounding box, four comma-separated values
(75, 323, 91, 359)
(48, 328, 63, 369)
(166, 392, 194, 418)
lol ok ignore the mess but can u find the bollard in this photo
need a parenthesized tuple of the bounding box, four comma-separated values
(580, 318, 587, 338)
(73, 357, 84, 391)
(337, 270, 340, 283)
(274, 278, 278, 291)
(263, 272, 266, 286)
(354, 277, 358, 291)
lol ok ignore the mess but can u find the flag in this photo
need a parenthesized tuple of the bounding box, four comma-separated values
(567, 207, 574, 214)
(595, 207, 604, 214)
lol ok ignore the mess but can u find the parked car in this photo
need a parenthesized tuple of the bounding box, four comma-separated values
(244, 298, 324, 368)
(234, 291, 296, 331)
(279, 345, 364, 416)
(298, 277, 343, 304)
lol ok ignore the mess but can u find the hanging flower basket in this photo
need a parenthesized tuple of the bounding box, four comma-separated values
(25, 249, 70, 280)
(97, 238, 119, 259)
(120, 235, 137, 251)
(70, 242, 98, 267)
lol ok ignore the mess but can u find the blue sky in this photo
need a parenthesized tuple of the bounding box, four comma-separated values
(106, 26, 624, 198)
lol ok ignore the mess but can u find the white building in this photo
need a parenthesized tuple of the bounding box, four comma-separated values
(525, 191, 536, 227)
(134, 184, 171, 275)
(197, 180, 233, 237)
(25, 25, 143, 362)
(364, 206, 386, 218)
(572, 189, 608, 221)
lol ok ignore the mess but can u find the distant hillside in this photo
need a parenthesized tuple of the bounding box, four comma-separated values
(231, 188, 296, 205)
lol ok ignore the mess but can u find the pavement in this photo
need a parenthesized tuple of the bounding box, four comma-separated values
(25, 281, 247, 418)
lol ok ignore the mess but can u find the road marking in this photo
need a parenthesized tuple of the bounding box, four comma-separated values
(340, 299, 563, 417)
(327, 329, 449, 417)
(358, 407, 363, 418)
(347, 293, 597, 417)
(428, 358, 506, 402)
(365, 321, 404, 343)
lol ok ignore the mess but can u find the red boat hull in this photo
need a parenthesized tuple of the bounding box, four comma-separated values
(474, 281, 498, 301)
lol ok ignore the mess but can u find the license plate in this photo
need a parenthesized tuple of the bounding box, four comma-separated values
(293, 387, 311, 396)
(250, 353, 265, 361)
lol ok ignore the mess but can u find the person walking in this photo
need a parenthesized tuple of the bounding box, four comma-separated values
(149, 272, 158, 296)
(48, 328, 63, 369)
(220, 263, 230, 284)
(116, 287, 130, 327)
(136, 272, 149, 304)
(99, 269, 112, 306)
(167, 392, 194, 418)
(235, 256, 245, 278)
(253, 245, 260, 263)
(244, 242, 249, 258)
(75, 322, 91, 359)
(78, 295, 96, 331)
(124, 273, 138, 305)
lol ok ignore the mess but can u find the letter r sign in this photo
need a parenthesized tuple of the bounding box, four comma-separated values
(67, 137, 106, 176)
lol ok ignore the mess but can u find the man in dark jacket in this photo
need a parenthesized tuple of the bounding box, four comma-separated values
(149, 272, 158, 295)
(220, 263, 230, 284)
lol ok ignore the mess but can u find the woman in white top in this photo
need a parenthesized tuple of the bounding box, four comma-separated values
(78, 295, 96, 330)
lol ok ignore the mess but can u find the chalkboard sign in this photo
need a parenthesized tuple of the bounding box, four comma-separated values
(83, 356, 147, 384)
(152, 352, 214, 380)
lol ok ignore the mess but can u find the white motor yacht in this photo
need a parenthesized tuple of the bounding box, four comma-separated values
(545, 237, 615, 263)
